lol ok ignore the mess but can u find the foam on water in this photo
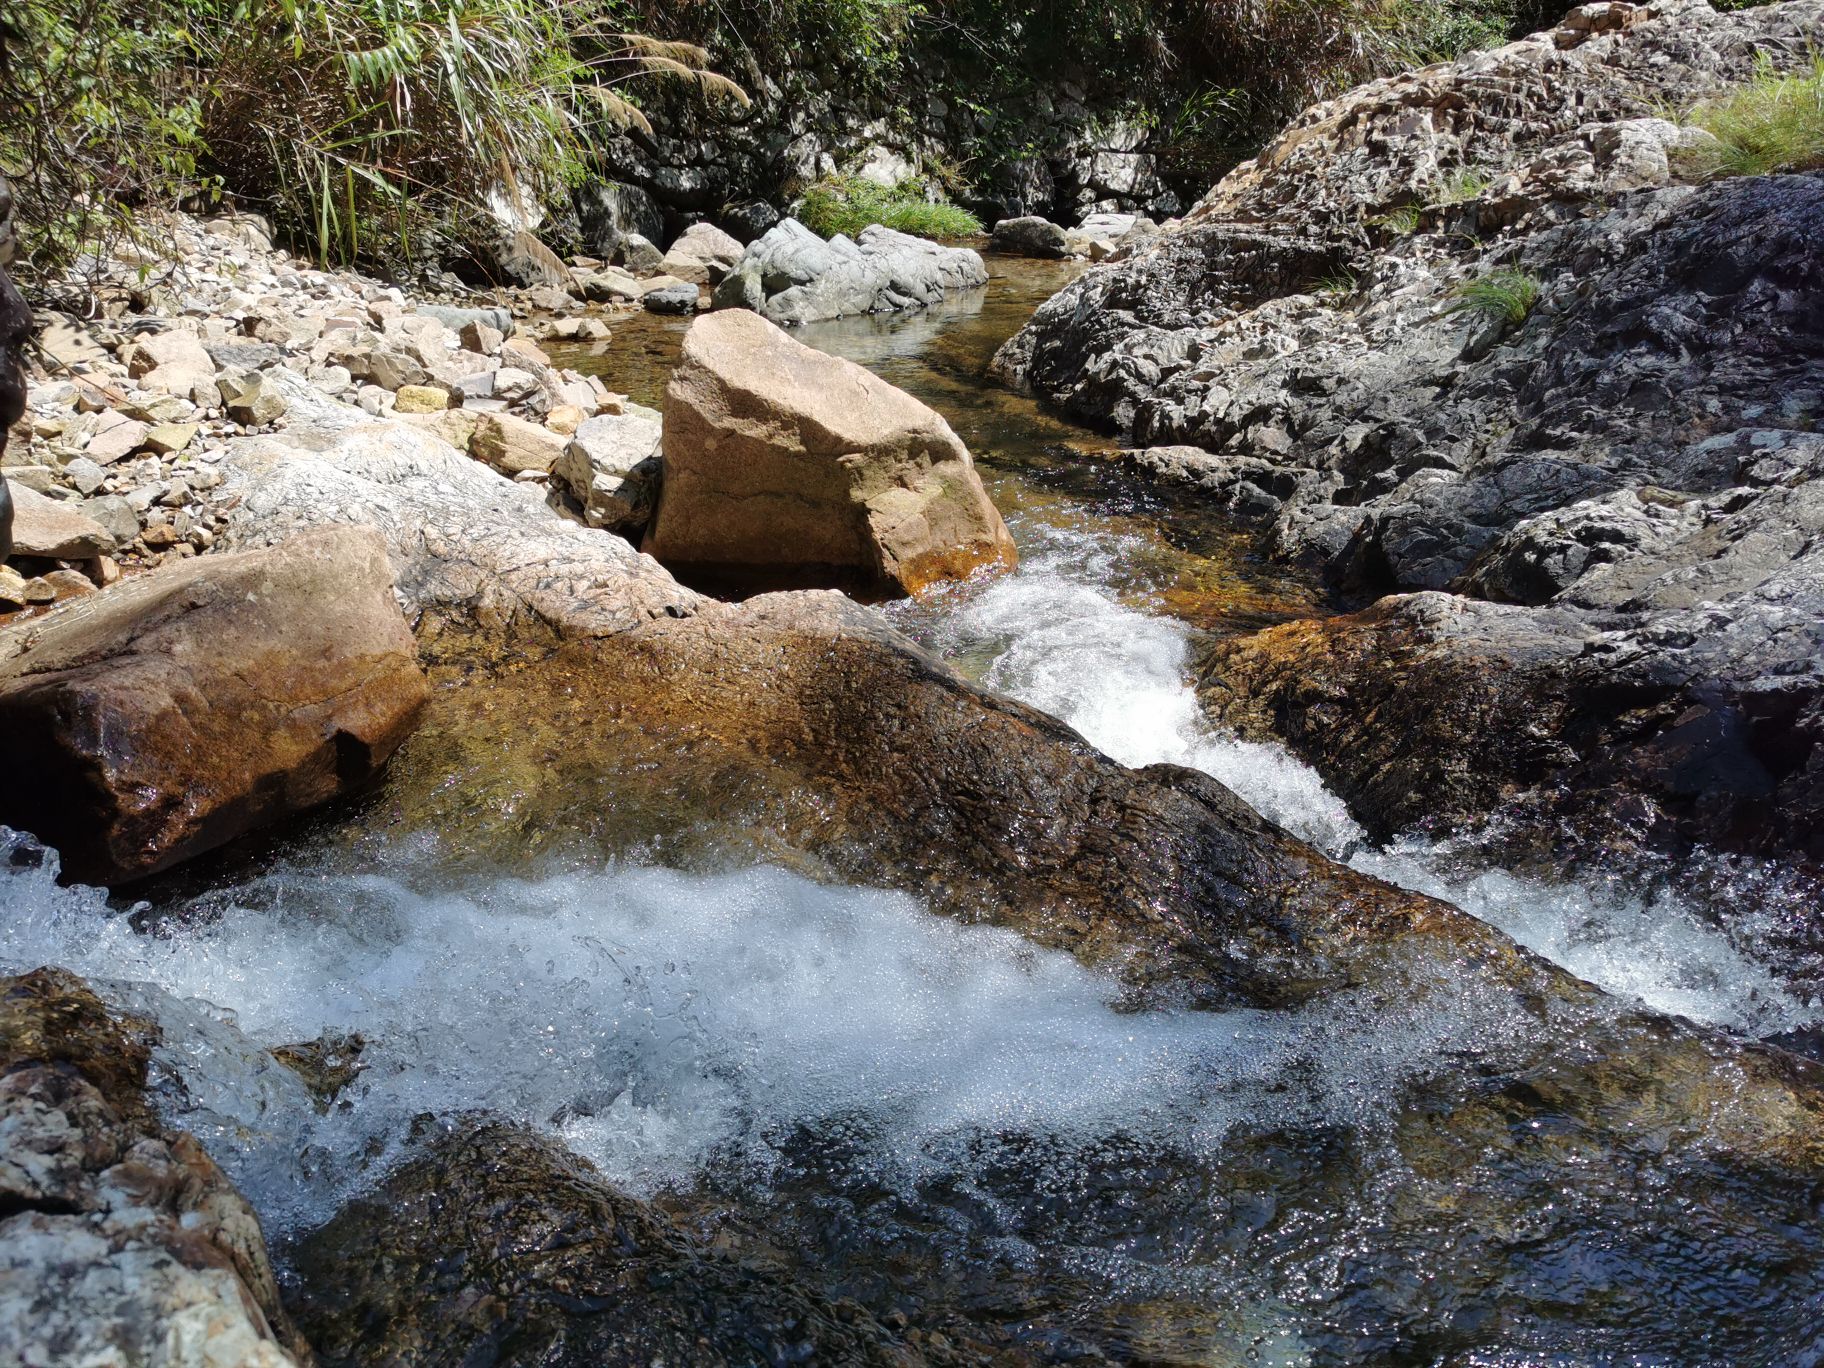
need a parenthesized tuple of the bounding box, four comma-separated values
(0, 833, 1518, 1246)
(913, 520, 1820, 1038)
(915, 525, 1366, 855)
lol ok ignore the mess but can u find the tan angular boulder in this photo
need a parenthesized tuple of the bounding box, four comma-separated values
(646, 309, 1017, 594)
(8, 484, 117, 558)
(660, 221, 745, 285)
(0, 525, 428, 883)
(468, 409, 569, 475)
(125, 329, 217, 400)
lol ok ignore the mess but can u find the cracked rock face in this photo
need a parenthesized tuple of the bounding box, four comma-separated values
(0, 967, 308, 1368)
(995, 0, 1824, 864)
(0, 525, 429, 884)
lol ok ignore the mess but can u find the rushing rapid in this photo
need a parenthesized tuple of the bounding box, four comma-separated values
(894, 514, 1820, 1039)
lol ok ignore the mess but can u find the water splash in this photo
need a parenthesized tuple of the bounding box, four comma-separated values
(898, 518, 1820, 1039)
(0, 830, 1521, 1251)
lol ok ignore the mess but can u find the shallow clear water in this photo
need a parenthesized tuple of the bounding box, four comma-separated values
(6, 262, 1824, 1363)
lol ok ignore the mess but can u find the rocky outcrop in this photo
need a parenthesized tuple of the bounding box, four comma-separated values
(996, 0, 1824, 863)
(0, 967, 308, 1367)
(288, 1120, 957, 1367)
(571, 53, 1182, 248)
(645, 309, 1017, 595)
(711, 218, 988, 325)
(0, 526, 428, 884)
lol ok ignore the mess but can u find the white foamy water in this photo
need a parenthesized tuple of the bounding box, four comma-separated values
(0, 835, 1520, 1241)
(914, 521, 1819, 1038)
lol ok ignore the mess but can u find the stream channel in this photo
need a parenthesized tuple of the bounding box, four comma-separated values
(5, 258, 1824, 1364)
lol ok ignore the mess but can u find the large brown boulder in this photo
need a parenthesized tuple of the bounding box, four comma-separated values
(646, 309, 1017, 595)
(0, 967, 309, 1366)
(0, 525, 428, 883)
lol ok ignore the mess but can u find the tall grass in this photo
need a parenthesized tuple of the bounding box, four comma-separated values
(1682, 57, 1824, 179)
(205, 0, 748, 266)
(1447, 268, 1541, 326)
(797, 176, 983, 240)
(0, 0, 747, 280)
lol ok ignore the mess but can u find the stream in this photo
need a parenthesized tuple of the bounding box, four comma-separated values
(5, 258, 1824, 1364)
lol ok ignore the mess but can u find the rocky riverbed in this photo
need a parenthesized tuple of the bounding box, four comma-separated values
(7, 1, 1824, 1363)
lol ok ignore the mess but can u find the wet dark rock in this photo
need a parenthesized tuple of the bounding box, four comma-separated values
(640, 280, 699, 314)
(996, 0, 1824, 864)
(271, 1031, 368, 1110)
(575, 180, 665, 260)
(287, 1120, 961, 1367)
(0, 967, 309, 1366)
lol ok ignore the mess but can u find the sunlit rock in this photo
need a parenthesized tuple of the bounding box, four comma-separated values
(646, 308, 1017, 595)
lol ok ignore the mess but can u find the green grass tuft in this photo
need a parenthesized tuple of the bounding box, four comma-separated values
(1371, 205, 1423, 236)
(796, 175, 984, 240)
(1447, 267, 1541, 325)
(1681, 56, 1824, 179)
(1433, 166, 1495, 204)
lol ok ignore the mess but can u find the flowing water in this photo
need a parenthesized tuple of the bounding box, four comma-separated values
(7, 259, 1824, 1364)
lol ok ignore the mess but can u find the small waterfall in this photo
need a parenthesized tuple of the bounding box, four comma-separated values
(899, 516, 1820, 1040)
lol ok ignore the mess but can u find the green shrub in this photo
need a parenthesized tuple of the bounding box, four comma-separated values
(0, 0, 216, 284)
(797, 176, 983, 240)
(1681, 56, 1824, 179)
(0, 0, 747, 282)
(1372, 206, 1423, 235)
(204, 1, 748, 267)
(1447, 267, 1541, 325)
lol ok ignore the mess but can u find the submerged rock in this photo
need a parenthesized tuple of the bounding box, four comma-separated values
(646, 309, 1018, 595)
(0, 526, 428, 884)
(0, 967, 308, 1367)
(712, 218, 988, 326)
(288, 1120, 957, 1366)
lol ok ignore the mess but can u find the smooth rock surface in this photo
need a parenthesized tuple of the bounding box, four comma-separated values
(647, 309, 1016, 594)
(0, 526, 428, 883)
(712, 218, 988, 326)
